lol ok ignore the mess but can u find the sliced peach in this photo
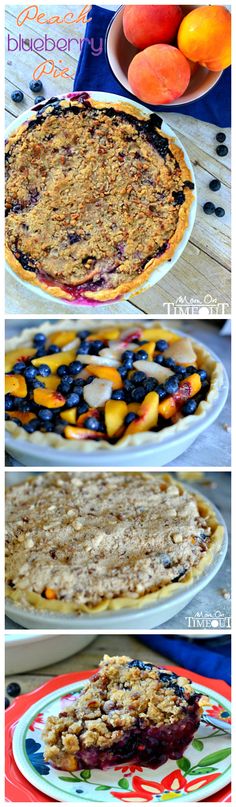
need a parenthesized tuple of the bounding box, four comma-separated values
(86, 364, 122, 390)
(7, 410, 36, 424)
(5, 347, 36, 372)
(105, 400, 128, 438)
(87, 328, 120, 341)
(163, 337, 197, 366)
(140, 328, 180, 344)
(60, 407, 77, 425)
(124, 391, 159, 435)
(36, 374, 59, 391)
(134, 341, 156, 360)
(159, 373, 201, 419)
(127, 402, 140, 414)
(32, 350, 76, 372)
(5, 374, 27, 398)
(33, 388, 66, 408)
(64, 425, 105, 440)
(48, 330, 77, 347)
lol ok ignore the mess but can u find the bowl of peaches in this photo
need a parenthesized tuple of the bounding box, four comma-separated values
(106, 4, 231, 106)
(5, 319, 228, 467)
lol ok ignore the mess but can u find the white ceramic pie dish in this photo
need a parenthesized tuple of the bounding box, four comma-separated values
(5, 482, 228, 630)
(106, 5, 222, 106)
(5, 632, 96, 675)
(5, 325, 228, 467)
(5, 90, 196, 307)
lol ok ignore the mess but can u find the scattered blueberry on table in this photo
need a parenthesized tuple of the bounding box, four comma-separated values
(34, 96, 45, 104)
(11, 90, 24, 103)
(209, 179, 221, 192)
(216, 145, 228, 157)
(215, 207, 225, 218)
(216, 132, 226, 143)
(5, 697, 10, 709)
(6, 682, 21, 697)
(203, 202, 215, 215)
(29, 79, 43, 93)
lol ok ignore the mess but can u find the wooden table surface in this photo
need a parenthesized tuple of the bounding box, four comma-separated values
(5, 4, 231, 316)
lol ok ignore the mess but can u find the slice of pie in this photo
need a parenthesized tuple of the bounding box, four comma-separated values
(42, 654, 205, 771)
(5, 472, 224, 615)
(5, 93, 194, 303)
(5, 320, 224, 452)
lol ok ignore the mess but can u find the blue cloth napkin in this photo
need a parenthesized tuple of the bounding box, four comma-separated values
(73, 5, 231, 127)
(139, 635, 231, 685)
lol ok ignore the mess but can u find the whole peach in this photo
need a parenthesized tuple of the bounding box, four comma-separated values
(128, 44, 191, 105)
(123, 5, 183, 49)
(177, 6, 231, 71)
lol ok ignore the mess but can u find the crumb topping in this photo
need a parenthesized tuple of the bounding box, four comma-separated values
(5, 472, 211, 609)
(43, 654, 198, 761)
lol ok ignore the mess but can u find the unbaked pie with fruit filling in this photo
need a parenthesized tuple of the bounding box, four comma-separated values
(5, 320, 224, 452)
(42, 654, 206, 770)
(5, 472, 224, 615)
(5, 93, 194, 303)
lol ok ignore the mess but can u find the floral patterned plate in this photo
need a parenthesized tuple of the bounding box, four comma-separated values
(9, 667, 231, 803)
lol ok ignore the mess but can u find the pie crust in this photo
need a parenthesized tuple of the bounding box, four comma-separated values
(5, 472, 224, 616)
(42, 654, 203, 771)
(5, 93, 194, 303)
(5, 319, 224, 452)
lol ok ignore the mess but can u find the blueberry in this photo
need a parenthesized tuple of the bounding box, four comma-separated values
(121, 350, 134, 361)
(33, 333, 46, 346)
(35, 348, 46, 358)
(34, 95, 45, 104)
(156, 385, 167, 401)
(11, 90, 24, 103)
(5, 393, 14, 411)
(118, 366, 128, 379)
(128, 660, 153, 671)
(42, 422, 54, 432)
(124, 412, 137, 425)
(11, 418, 22, 426)
(84, 417, 100, 430)
(77, 403, 88, 416)
(38, 364, 51, 377)
(215, 207, 225, 218)
(135, 350, 148, 360)
(175, 366, 186, 377)
(78, 341, 90, 354)
(24, 419, 40, 432)
(111, 389, 125, 400)
(164, 376, 179, 394)
(158, 671, 178, 685)
(216, 145, 228, 157)
(38, 408, 53, 421)
(156, 339, 168, 351)
(78, 330, 90, 340)
(57, 364, 69, 377)
(164, 357, 176, 369)
(65, 392, 81, 407)
(18, 400, 31, 412)
(24, 365, 37, 380)
(7, 682, 21, 697)
(48, 344, 61, 354)
(197, 369, 208, 381)
(13, 361, 26, 373)
(216, 132, 226, 143)
(123, 358, 134, 370)
(185, 365, 197, 375)
(132, 371, 146, 384)
(209, 179, 221, 192)
(31, 379, 44, 389)
(11, 90, 24, 104)
(143, 378, 157, 392)
(5, 697, 10, 709)
(154, 354, 164, 364)
(124, 379, 134, 392)
(54, 423, 66, 435)
(203, 202, 215, 215)
(73, 379, 85, 391)
(172, 190, 185, 206)
(89, 340, 104, 354)
(29, 79, 43, 93)
(182, 399, 197, 415)
(58, 378, 74, 394)
(68, 361, 83, 375)
(131, 386, 145, 402)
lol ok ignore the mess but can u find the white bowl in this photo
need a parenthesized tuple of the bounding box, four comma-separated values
(5, 91, 196, 307)
(106, 6, 222, 106)
(5, 632, 96, 674)
(5, 325, 228, 468)
(5, 486, 227, 630)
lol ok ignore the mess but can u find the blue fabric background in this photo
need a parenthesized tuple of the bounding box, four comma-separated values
(139, 635, 231, 685)
(73, 5, 231, 127)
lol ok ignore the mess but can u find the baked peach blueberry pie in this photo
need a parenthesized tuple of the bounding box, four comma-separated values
(5, 472, 224, 614)
(42, 654, 205, 770)
(5, 321, 223, 452)
(5, 93, 194, 303)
